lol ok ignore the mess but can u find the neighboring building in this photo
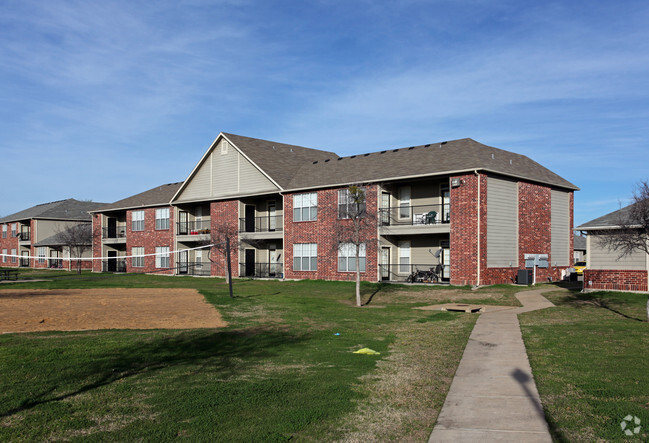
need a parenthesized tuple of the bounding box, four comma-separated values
(0, 199, 105, 269)
(90, 183, 182, 274)
(576, 205, 648, 292)
(573, 233, 587, 262)
(165, 133, 577, 286)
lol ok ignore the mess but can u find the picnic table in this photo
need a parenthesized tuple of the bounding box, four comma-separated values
(0, 269, 19, 281)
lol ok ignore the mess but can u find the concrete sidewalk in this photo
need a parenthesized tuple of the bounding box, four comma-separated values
(429, 288, 556, 442)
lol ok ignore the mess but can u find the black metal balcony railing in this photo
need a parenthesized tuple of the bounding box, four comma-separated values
(177, 220, 211, 236)
(239, 215, 283, 233)
(378, 204, 450, 226)
(19, 230, 31, 241)
(102, 226, 127, 239)
(102, 259, 127, 273)
(176, 261, 211, 276)
(378, 263, 450, 283)
(239, 262, 284, 278)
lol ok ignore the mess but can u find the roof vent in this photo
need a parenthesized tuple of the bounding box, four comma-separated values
(364, 153, 370, 157)
(440, 141, 447, 147)
(350, 155, 356, 159)
(393, 149, 399, 152)
(408, 147, 414, 150)
(290, 148, 294, 152)
(425, 144, 430, 147)
(509, 159, 512, 165)
(337, 157, 343, 161)
(313, 161, 318, 164)
(325, 159, 330, 162)
(380, 150, 386, 154)
(491, 154, 495, 160)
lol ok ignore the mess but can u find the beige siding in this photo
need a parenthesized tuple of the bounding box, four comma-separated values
(176, 139, 279, 202)
(551, 190, 570, 266)
(588, 235, 647, 270)
(35, 220, 85, 242)
(486, 177, 518, 267)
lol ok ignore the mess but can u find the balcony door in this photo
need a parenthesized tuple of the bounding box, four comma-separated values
(245, 249, 255, 276)
(380, 247, 390, 280)
(107, 218, 117, 238)
(268, 202, 276, 232)
(178, 250, 188, 274)
(179, 211, 188, 235)
(107, 251, 117, 272)
(245, 205, 255, 232)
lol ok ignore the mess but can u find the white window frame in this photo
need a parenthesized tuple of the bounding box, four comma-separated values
(38, 247, 46, 264)
(11, 248, 16, 264)
(132, 210, 145, 231)
(399, 241, 410, 274)
(293, 193, 317, 222)
(398, 186, 411, 219)
(2, 249, 6, 263)
(2, 225, 6, 238)
(132, 247, 144, 268)
(155, 208, 170, 230)
(155, 246, 170, 268)
(338, 188, 366, 219)
(11, 223, 17, 237)
(338, 243, 366, 272)
(293, 243, 317, 271)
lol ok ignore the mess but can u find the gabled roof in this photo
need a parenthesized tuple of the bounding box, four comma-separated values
(0, 199, 105, 223)
(576, 204, 633, 230)
(285, 138, 578, 191)
(94, 182, 183, 212)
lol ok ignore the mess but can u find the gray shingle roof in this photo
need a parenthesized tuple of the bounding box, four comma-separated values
(574, 234, 587, 251)
(576, 204, 632, 230)
(222, 133, 337, 188)
(284, 138, 578, 191)
(94, 182, 183, 212)
(0, 199, 105, 223)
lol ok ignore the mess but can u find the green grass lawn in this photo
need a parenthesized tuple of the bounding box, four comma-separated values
(0, 271, 499, 441)
(520, 289, 649, 442)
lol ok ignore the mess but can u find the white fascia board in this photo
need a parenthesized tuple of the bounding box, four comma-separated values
(170, 133, 224, 203)
(221, 134, 283, 191)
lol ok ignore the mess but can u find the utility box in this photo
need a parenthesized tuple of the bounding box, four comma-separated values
(518, 269, 533, 285)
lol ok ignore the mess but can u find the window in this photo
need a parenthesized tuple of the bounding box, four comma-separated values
(2, 249, 6, 263)
(2, 225, 6, 238)
(399, 241, 410, 273)
(155, 208, 170, 230)
(398, 187, 411, 219)
(338, 243, 366, 272)
(338, 188, 366, 219)
(11, 249, 16, 263)
(11, 223, 17, 237)
(132, 247, 144, 268)
(293, 193, 317, 222)
(132, 210, 145, 231)
(38, 247, 46, 264)
(293, 243, 317, 271)
(155, 246, 170, 268)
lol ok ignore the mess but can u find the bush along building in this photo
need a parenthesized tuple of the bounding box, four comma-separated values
(0, 199, 105, 270)
(90, 133, 578, 286)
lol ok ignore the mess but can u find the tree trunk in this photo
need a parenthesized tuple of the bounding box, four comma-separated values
(646, 297, 648, 322)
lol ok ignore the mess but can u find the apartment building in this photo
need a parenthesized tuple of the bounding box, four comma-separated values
(161, 133, 577, 286)
(90, 183, 181, 274)
(0, 199, 104, 270)
(576, 205, 649, 292)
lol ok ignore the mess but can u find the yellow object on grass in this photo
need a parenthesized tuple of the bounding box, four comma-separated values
(353, 347, 380, 355)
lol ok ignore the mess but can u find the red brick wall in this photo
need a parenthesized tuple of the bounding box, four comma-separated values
(126, 207, 175, 274)
(449, 174, 480, 285)
(92, 214, 102, 272)
(584, 269, 648, 292)
(283, 186, 378, 281)
(209, 200, 240, 277)
(0, 222, 20, 267)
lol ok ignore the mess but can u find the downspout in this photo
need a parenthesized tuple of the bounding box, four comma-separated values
(475, 170, 481, 287)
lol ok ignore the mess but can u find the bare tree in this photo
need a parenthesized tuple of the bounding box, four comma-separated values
(332, 185, 378, 307)
(198, 221, 238, 284)
(598, 180, 649, 320)
(56, 223, 92, 274)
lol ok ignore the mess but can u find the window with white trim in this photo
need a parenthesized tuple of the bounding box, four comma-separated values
(155, 208, 170, 230)
(398, 187, 411, 219)
(11, 248, 16, 263)
(338, 243, 366, 272)
(2, 225, 6, 238)
(38, 247, 46, 264)
(338, 188, 366, 219)
(293, 193, 317, 222)
(399, 241, 410, 273)
(2, 249, 6, 263)
(11, 223, 17, 237)
(155, 246, 170, 268)
(293, 243, 317, 271)
(132, 247, 144, 268)
(132, 210, 145, 231)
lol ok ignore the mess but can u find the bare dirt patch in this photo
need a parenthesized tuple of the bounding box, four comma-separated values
(0, 288, 227, 333)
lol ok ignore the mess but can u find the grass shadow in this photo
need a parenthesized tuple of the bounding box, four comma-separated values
(0, 327, 306, 419)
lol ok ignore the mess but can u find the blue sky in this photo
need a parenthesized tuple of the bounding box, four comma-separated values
(1, 0, 648, 226)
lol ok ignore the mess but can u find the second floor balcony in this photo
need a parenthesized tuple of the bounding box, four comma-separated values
(177, 220, 211, 236)
(19, 229, 31, 243)
(378, 204, 450, 235)
(239, 215, 283, 237)
(102, 225, 127, 242)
